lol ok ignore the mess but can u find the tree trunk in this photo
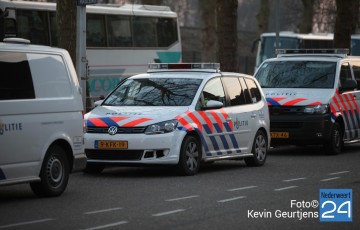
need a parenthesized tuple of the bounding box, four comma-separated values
(299, 0, 315, 33)
(216, 0, 238, 72)
(56, 0, 77, 66)
(200, 0, 216, 62)
(256, 0, 269, 35)
(334, 0, 359, 50)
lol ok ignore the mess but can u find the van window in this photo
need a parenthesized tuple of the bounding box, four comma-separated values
(0, 51, 35, 100)
(29, 54, 73, 98)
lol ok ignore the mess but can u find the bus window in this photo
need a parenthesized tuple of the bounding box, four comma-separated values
(16, 10, 50, 45)
(133, 16, 156, 47)
(157, 18, 178, 47)
(107, 15, 132, 47)
(87, 14, 106, 47)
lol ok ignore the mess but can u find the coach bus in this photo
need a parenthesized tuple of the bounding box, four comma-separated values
(253, 32, 334, 72)
(0, 0, 182, 101)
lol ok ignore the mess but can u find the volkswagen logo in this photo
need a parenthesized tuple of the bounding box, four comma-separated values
(108, 126, 118, 135)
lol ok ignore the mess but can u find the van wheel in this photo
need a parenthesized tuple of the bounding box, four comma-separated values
(30, 145, 69, 197)
(245, 130, 267, 166)
(83, 163, 105, 174)
(324, 122, 342, 155)
(177, 135, 201, 176)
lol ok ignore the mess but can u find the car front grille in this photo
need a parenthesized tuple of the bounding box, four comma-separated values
(86, 126, 146, 134)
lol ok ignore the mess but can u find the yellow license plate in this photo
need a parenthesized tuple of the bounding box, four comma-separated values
(271, 132, 289, 138)
(95, 140, 128, 149)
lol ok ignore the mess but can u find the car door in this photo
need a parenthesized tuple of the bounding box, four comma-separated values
(221, 76, 254, 153)
(198, 77, 232, 156)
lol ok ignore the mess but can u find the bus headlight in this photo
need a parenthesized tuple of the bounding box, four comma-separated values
(145, 120, 178, 134)
(304, 104, 328, 114)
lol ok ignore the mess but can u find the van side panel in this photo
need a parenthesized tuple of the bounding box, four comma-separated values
(0, 47, 85, 186)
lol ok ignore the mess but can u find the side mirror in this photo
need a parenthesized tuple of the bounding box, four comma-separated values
(202, 100, 223, 110)
(94, 100, 103, 107)
(339, 79, 357, 93)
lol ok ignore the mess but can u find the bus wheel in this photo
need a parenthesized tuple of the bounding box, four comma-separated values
(245, 130, 268, 166)
(30, 145, 69, 197)
(324, 122, 343, 155)
(177, 135, 201, 176)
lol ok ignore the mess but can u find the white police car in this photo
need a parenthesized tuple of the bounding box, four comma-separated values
(84, 63, 270, 175)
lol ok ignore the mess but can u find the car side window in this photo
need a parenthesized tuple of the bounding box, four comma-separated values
(0, 51, 35, 100)
(221, 77, 245, 106)
(351, 61, 360, 89)
(201, 77, 226, 106)
(239, 77, 252, 104)
(244, 78, 262, 103)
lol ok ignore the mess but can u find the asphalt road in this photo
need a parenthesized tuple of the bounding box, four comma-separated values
(0, 144, 359, 230)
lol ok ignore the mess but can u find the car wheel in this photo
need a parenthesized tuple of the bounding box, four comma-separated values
(83, 163, 105, 174)
(324, 122, 342, 155)
(245, 130, 267, 167)
(30, 145, 69, 197)
(177, 135, 201, 176)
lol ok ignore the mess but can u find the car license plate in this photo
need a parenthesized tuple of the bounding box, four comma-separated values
(95, 140, 128, 149)
(271, 132, 289, 138)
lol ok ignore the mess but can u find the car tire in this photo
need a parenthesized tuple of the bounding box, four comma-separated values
(177, 135, 201, 176)
(83, 163, 105, 174)
(30, 145, 69, 197)
(245, 130, 267, 167)
(324, 122, 342, 155)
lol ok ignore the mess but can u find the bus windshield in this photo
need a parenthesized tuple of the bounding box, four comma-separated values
(255, 61, 336, 89)
(257, 37, 298, 67)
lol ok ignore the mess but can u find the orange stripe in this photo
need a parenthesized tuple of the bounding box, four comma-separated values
(176, 115, 193, 131)
(283, 98, 306, 106)
(209, 111, 223, 131)
(122, 118, 152, 127)
(308, 101, 322, 106)
(110, 116, 128, 123)
(88, 118, 108, 127)
(198, 111, 213, 132)
(331, 95, 342, 114)
(185, 111, 203, 131)
(219, 109, 233, 130)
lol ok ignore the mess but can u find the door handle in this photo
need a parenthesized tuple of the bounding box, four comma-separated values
(226, 117, 232, 122)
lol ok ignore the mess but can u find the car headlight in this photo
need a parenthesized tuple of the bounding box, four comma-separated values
(145, 119, 178, 135)
(304, 104, 328, 114)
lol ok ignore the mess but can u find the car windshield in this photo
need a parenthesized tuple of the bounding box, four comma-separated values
(103, 78, 202, 106)
(255, 61, 336, 88)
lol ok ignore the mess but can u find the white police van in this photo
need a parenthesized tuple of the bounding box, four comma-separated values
(255, 49, 360, 154)
(0, 38, 86, 197)
(84, 63, 270, 175)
